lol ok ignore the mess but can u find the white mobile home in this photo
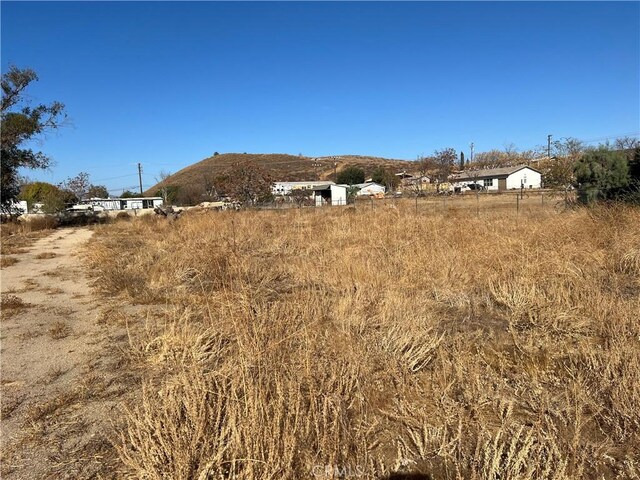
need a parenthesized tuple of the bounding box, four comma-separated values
(85, 197, 163, 211)
(452, 165, 542, 192)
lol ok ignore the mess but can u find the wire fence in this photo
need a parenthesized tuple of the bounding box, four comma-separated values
(258, 189, 577, 217)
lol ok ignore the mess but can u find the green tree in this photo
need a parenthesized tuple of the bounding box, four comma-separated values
(346, 185, 360, 204)
(574, 148, 630, 204)
(629, 148, 640, 184)
(1, 66, 66, 212)
(623, 147, 640, 203)
(370, 166, 398, 191)
(19, 181, 73, 213)
(120, 190, 139, 198)
(459, 152, 465, 170)
(336, 166, 365, 185)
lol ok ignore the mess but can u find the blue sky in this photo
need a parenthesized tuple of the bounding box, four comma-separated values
(2, 1, 639, 194)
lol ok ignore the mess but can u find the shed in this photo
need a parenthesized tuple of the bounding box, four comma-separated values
(311, 184, 348, 206)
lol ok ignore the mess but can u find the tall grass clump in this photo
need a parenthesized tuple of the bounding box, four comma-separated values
(86, 203, 640, 479)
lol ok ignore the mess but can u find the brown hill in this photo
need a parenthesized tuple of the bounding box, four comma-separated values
(146, 153, 416, 196)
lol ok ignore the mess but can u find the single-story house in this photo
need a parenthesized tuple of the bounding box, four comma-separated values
(353, 182, 386, 196)
(272, 181, 335, 196)
(84, 197, 163, 211)
(452, 165, 542, 192)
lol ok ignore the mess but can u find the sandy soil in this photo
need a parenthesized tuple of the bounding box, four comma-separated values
(1, 227, 130, 479)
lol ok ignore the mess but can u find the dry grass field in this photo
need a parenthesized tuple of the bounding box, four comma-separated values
(84, 199, 640, 479)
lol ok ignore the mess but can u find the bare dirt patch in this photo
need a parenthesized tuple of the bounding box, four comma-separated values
(0, 227, 134, 479)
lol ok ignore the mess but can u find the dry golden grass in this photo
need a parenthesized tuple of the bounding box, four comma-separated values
(85, 202, 640, 479)
(0, 218, 56, 255)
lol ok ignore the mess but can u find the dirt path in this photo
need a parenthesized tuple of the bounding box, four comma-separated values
(1, 227, 128, 479)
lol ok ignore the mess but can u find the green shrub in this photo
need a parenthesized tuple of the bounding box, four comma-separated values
(574, 148, 629, 204)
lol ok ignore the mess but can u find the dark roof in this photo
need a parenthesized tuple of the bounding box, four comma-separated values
(453, 165, 540, 181)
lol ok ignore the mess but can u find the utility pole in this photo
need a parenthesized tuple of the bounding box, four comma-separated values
(470, 142, 474, 162)
(547, 134, 552, 159)
(137, 163, 143, 195)
(334, 161, 338, 182)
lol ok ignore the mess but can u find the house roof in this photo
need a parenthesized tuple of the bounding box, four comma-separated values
(453, 165, 540, 181)
(353, 182, 384, 189)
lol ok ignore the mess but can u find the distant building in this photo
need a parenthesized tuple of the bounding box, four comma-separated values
(271, 181, 348, 206)
(3, 200, 28, 215)
(353, 182, 386, 196)
(83, 197, 163, 211)
(272, 181, 335, 196)
(452, 165, 542, 192)
(311, 184, 348, 207)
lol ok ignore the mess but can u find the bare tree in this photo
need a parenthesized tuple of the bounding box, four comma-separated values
(225, 162, 273, 205)
(202, 172, 231, 201)
(155, 170, 172, 204)
(615, 136, 640, 161)
(61, 172, 90, 201)
(409, 155, 436, 195)
(535, 138, 584, 190)
(432, 148, 457, 192)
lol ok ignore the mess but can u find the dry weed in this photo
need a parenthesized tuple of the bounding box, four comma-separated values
(49, 321, 72, 339)
(1, 256, 19, 268)
(1, 294, 32, 318)
(34, 251, 57, 259)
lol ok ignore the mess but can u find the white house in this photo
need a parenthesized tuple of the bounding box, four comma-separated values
(272, 181, 334, 196)
(452, 165, 542, 192)
(353, 182, 386, 196)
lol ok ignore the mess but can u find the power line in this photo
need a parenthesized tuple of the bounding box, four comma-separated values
(92, 173, 138, 183)
(506, 131, 640, 156)
(579, 131, 640, 143)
